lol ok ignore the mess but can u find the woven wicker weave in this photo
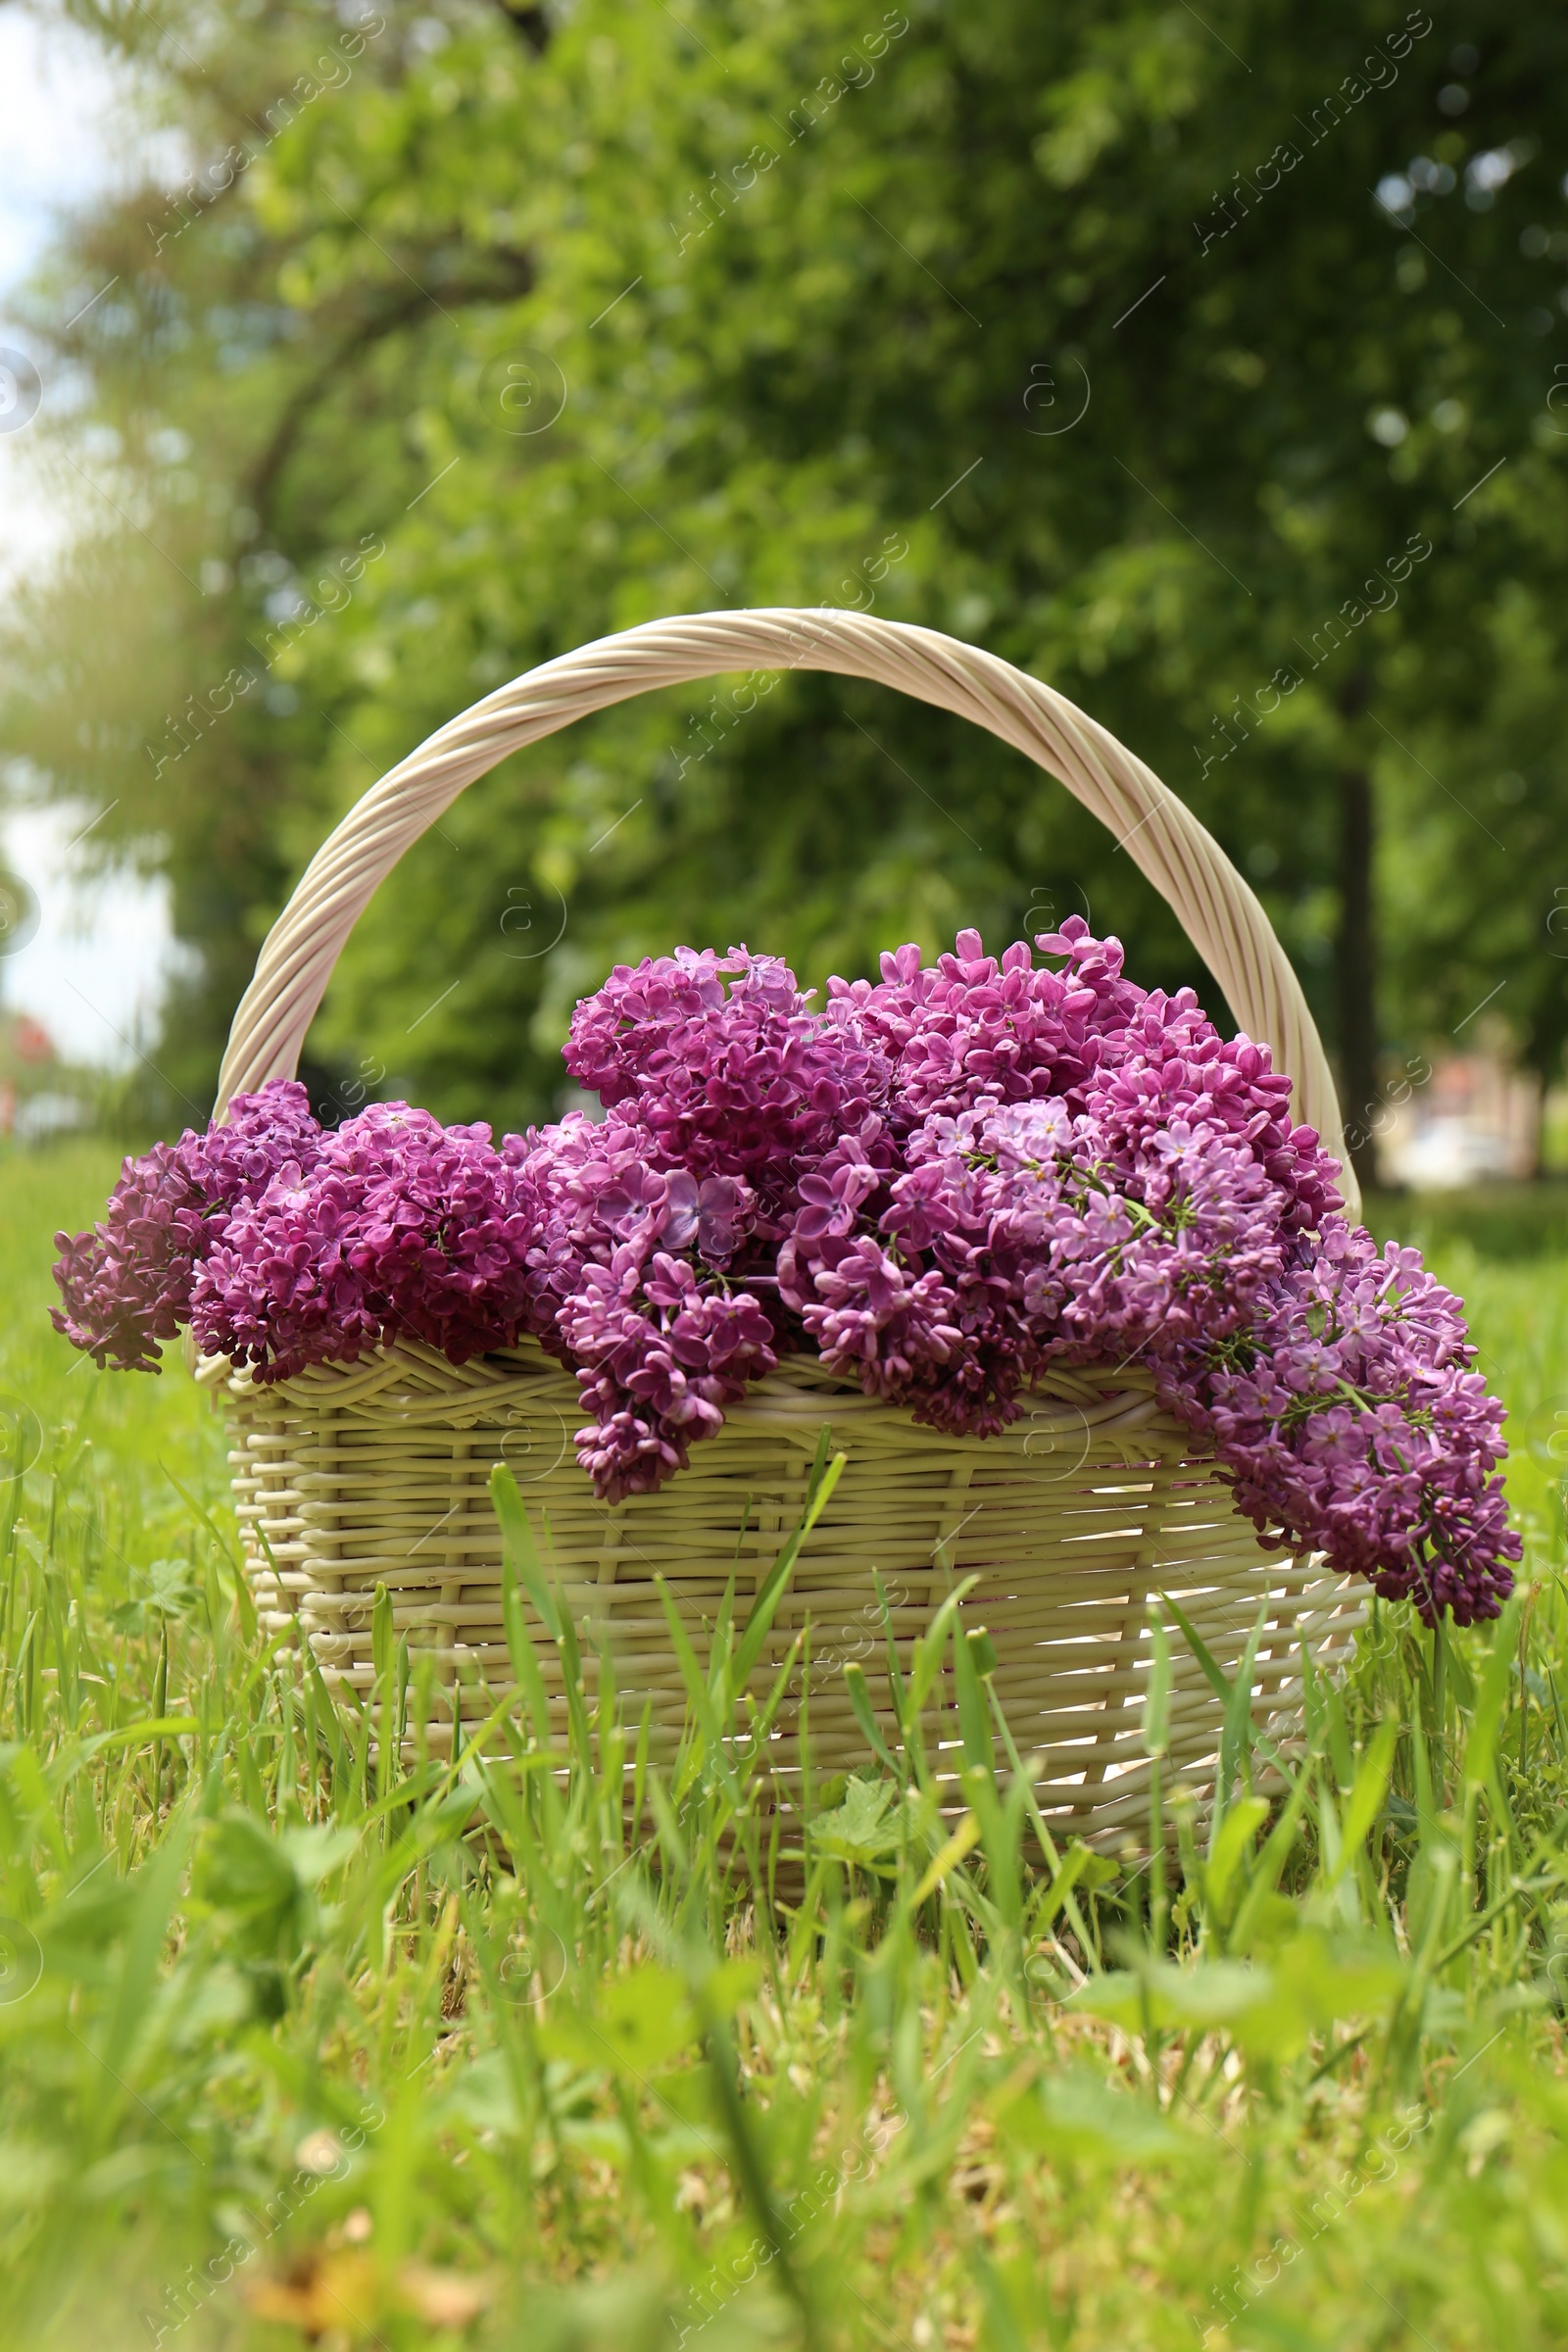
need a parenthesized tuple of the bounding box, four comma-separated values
(207, 611, 1367, 1837)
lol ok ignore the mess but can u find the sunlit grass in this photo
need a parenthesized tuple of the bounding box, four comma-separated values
(3, 1145, 1568, 2350)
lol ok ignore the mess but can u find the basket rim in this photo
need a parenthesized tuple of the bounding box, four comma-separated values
(195, 1329, 1253, 1488)
(194, 1326, 1166, 1409)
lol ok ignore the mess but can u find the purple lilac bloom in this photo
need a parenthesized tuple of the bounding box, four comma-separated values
(188, 1156, 380, 1381)
(50, 928, 1519, 1621)
(51, 1079, 323, 1370)
(1170, 1221, 1520, 1626)
(190, 1103, 541, 1382)
(827, 920, 1144, 1126)
(780, 1089, 1288, 1439)
(563, 1250, 777, 1498)
(563, 945, 889, 1218)
(514, 1109, 775, 1497)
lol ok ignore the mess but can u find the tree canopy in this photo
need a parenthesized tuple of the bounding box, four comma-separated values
(5, 0, 1568, 1180)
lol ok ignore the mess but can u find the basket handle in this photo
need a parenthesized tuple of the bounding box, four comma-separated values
(217, 608, 1356, 1209)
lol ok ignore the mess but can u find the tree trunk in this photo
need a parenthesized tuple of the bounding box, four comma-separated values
(1337, 760, 1380, 1195)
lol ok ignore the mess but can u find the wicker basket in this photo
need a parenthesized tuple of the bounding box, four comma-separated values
(206, 610, 1367, 1839)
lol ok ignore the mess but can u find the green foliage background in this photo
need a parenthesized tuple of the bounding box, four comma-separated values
(4, 0, 1568, 1152)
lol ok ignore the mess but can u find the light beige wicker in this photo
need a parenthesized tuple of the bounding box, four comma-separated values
(204, 610, 1367, 1838)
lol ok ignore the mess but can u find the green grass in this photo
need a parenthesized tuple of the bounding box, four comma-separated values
(7, 1145, 1568, 2349)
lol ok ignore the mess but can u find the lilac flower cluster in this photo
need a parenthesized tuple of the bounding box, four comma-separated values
(190, 1103, 539, 1381)
(51, 1080, 324, 1373)
(564, 944, 888, 1208)
(54, 1092, 539, 1386)
(1174, 1224, 1518, 1622)
(52, 921, 1519, 1622)
(507, 1107, 777, 1497)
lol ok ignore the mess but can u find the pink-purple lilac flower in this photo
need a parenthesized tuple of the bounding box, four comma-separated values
(50, 921, 1519, 1622)
(564, 945, 888, 1220)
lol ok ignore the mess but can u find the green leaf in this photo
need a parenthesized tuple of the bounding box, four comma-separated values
(952, 1613, 995, 1774)
(1464, 1592, 1525, 1792)
(1072, 1930, 1406, 2062)
(540, 1965, 701, 2075)
(966, 1626, 999, 1680)
(656, 1575, 741, 1803)
(1230, 1933, 1406, 2062)
(992, 2066, 1196, 2167)
(1142, 1607, 1172, 1761)
(278, 1823, 362, 1886)
(1204, 1794, 1269, 1921)
(371, 1583, 394, 1688)
(489, 1464, 561, 1641)
(81, 1718, 200, 1757)
(1027, 1839, 1096, 1936)
(1228, 1770, 1314, 1954)
(809, 1775, 903, 1869)
(97, 1812, 193, 2080)
(1160, 1592, 1232, 1706)
(1219, 1602, 1270, 1798)
(731, 1436, 846, 1696)
(843, 1660, 902, 1781)
(907, 1576, 981, 1723)
(1331, 1714, 1401, 1883)
(1068, 1960, 1271, 2035)
(196, 1812, 298, 1921)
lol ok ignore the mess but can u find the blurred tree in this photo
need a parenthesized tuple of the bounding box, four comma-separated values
(3, 0, 1567, 1182)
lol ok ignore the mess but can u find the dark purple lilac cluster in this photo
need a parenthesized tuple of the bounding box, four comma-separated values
(52, 921, 1519, 1622)
(191, 1103, 539, 1380)
(507, 1106, 777, 1496)
(50, 1080, 324, 1374)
